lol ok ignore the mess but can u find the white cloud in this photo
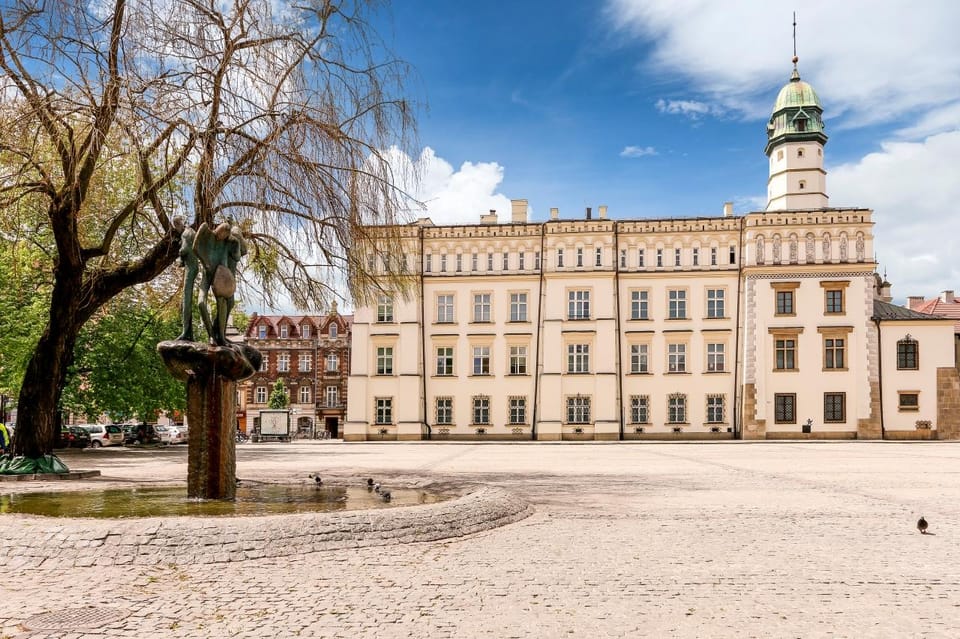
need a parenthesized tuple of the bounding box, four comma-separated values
(606, 0, 960, 130)
(620, 145, 658, 158)
(829, 130, 960, 298)
(654, 98, 719, 120)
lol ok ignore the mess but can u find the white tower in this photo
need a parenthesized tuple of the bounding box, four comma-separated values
(764, 54, 829, 211)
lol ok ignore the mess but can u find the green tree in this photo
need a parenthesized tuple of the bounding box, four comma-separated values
(267, 379, 290, 410)
(0, 0, 418, 457)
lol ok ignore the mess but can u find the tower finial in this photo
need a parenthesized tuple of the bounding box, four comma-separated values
(790, 11, 800, 81)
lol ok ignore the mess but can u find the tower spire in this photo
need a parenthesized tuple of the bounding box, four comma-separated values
(791, 12, 800, 81)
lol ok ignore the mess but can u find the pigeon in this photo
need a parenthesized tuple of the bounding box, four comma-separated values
(918, 516, 928, 534)
(366, 478, 374, 486)
(309, 473, 322, 486)
(380, 491, 392, 502)
(374, 483, 381, 494)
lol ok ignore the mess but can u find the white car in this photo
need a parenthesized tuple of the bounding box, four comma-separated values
(155, 425, 187, 445)
(81, 424, 124, 447)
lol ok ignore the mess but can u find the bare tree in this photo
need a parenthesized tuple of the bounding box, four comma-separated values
(0, 0, 418, 458)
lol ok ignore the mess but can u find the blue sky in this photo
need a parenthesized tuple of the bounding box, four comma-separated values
(374, 0, 960, 300)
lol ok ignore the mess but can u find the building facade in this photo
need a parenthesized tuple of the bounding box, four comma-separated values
(240, 307, 352, 438)
(345, 59, 960, 442)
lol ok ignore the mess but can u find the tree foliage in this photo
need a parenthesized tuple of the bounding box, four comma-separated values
(267, 379, 289, 410)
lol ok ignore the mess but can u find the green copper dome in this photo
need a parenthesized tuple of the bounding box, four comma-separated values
(773, 69, 822, 111)
(764, 65, 827, 156)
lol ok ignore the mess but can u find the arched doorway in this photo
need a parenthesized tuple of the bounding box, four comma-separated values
(297, 416, 313, 438)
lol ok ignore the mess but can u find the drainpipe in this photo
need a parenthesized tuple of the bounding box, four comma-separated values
(531, 222, 547, 441)
(419, 227, 431, 440)
(732, 216, 745, 439)
(874, 317, 885, 439)
(613, 221, 624, 440)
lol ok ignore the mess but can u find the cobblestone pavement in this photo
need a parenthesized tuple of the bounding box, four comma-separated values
(1, 441, 959, 638)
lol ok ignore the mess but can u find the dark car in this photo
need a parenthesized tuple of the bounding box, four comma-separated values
(123, 423, 162, 445)
(57, 426, 91, 449)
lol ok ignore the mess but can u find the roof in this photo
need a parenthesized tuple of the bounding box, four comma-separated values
(872, 299, 954, 322)
(909, 297, 960, 333)
(773, 70, 823, 112)
(244, 312, 354, 338)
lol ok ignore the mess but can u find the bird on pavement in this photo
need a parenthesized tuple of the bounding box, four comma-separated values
(380, 491, 392, 502)
(309, 473, 322, 486)
(918, 516, 929, 534)
(374, 483, 381, 494)
(366, 478, 374, 490)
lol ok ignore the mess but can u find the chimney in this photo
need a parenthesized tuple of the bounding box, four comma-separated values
(879, 281, 892, 303)
(586, 207, 592, 220)
(550, 207, 559, 220)
(598, 205, 608, 219)
(511, 199, 528, 224)
(480, 210, 498, 224)
(941, 290, 955, 303)
(907, 296, 925, 310)
(723, 202, 734, 217)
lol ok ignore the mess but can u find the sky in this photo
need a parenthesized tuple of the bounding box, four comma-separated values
(373, 0, 960, 303)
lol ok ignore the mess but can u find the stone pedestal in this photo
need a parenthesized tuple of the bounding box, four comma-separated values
(158, 340, 261, 500)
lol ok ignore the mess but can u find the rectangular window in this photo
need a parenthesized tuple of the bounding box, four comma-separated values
(472, 253, 478, 271)
(376, 295, 394, 322)
(298, 353, 312, 372)
(436, 397, 453, 425)
(567, 344, 590, 373)
(280, 324, 289, 338)
(509, 346, 528, 375)
(437, 294, 455, 323)
(668, 394, 687, 423)
(436, 347, 454, 376)
(502, 252, 509, 271)
(706, 395, 724, 423)
(258, 325, 267, 339)
(668, 343, 686, 373)
(630, 344, 649, 373)
(255, 386, 267, 403)
(509, 397, 527, 425)
(711, 247, 717, 266)
(657, 248, 663, 267)
(567, 290, 591, 320)
(440, 254, 447, 272)
(326, 324, 334, 338)
(326, 353, 339, 372)
(260, 354, 269, 372)
(638, 248, 645, 267)
(519, 252, 526, 270)
(620, 249, 627, 268)
(776, 291, 794, 315)
(277, 353, 290, 372)
(577, 247, 584, 267)
(824, 338, 845, 370)
(375, 398, 392, 425)
(473, 293, 491, 322)
(424, 253, 432, 272)
(472, 346, 490, 375)
(630, 396, 649, 424)
(774, 394, 796, 423)
(535, 251, 541, 269)
(376, 347, 393, 375)
(510, 293, 528, 322)
(674, 248, 681, 266)
(729, 245, 736, 265)
(557, 248, 564, 268)
(325, 385, 338, 407)
(630, 290, 649, 320)
(706, 289, 725, 318)
(302, 324, 311, 339)
(456, 253, 462, 272)
(706, 343, 725, 372)
(897, 339, 918, 370)
(825, 289, 844, 314)
(487, 252, 494, 271)
(299, 386, 311, 404)
(775, 338, 797, 370)
(693, 248, 699, 266)
(898, 392, 919, 411)
(824, 392, 845, 422)
(566, 396, 591, 424)
(472, 396, 490, 425)
(668, 289, 687, 319)
(595, 247, 602, 267)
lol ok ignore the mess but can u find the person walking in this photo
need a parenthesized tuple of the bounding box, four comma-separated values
(0, 422, 10, 455)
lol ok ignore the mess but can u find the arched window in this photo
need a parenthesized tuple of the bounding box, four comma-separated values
(798, 180, 806, 190)
(797, 148, 805, 158)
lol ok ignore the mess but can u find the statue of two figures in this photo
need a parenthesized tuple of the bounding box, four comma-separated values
(175, 218, 246, 346)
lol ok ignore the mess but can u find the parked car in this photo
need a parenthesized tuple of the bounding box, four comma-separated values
(81, 423, 124, 447)
(56, 426, 91, 449)
(154, 424, 186, 445)
(123, 423, 162, 445)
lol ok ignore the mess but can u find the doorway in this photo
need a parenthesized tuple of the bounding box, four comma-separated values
(325, 417, 339, 439)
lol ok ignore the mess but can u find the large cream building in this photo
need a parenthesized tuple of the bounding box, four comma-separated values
(345, 59, 960, 442)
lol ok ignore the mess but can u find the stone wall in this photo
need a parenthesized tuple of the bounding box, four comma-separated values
(937, 367, 960, 440)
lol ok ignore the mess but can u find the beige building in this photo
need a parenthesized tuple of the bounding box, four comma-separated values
(345, 59, 960, 442)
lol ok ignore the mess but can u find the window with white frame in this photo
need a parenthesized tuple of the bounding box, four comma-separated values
(326, 324, 334, 338)
(437, 294, 454, 323)
(258, 324, 267, 339)
(638, 248, 645, 267)
(436, 346, 454, 376)
(456, 253, 462, 272)
(509, 345, 528, 375)
(706, 289, 725, 318)
(260, 354, 269, 372)
(326, 353, 339, 372)
(567, 290, 590, 320)
(630, 344, 649, 373)
(566, 396, 591, 424)
(472, 253, 478, 271)
(667, 394, 687, 423)
(299, 385, 311, 404)
(255, 386, 267, 403)
(510, 292, 528, 322)
(436, 397, 453, 424)
(706, 395, 724, 423)
(424, 253, 432, 272)
(472, 396, 490, 424)
(375, 398, 393, 425)
(519, 252, 526, 270)
(302, 324, 312, 338)
(668, 289, 687, 319)
(277, 353, 290, 372)
(595, 247, 602, 267)
(326, 385, 338, 407)
(473, 293, 491, 322)
(487, 252, 493, 271)
(376, 295, 394, 322)
(711, 247, 718, 266)
(668, 343, 686, 373)
(674, 248, 681, 266)
(376, 347, 393, 375)
(440, 254, 447, 272)
(630, 290, 649, 320)
(502, 252, 509, 270)
(630, 395, 650, 423)
(280, 324, 289, 338)
(567, 344, 590, 373)
(509, 397, 527, 425)
(298, 353, 312, 372)
(472, 346, 490, 375)
(577, 247, 584, 267)
(706, 343, 725, 372)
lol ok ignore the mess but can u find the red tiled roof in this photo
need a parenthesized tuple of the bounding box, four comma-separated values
(910, 298, 960, 333)
(244, 312, 354, 337)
